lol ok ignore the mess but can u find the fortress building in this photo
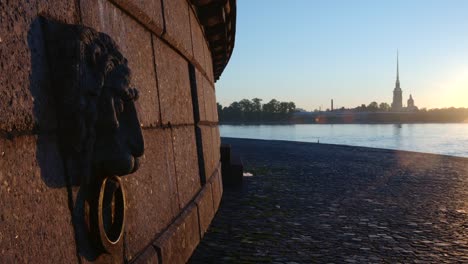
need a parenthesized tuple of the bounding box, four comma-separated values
(407, 94, 418, 111)
(391, 52, 417, 112)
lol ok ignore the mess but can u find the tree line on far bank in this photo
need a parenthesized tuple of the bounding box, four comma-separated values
(218, 98, 468, 124)
(217, 98, 297, 122)
(317, 101, 391, 112)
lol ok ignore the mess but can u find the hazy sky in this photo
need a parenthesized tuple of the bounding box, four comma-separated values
(215, 0, 468, 111)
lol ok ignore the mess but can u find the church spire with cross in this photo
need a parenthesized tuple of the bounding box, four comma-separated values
(391, 50, 403, 110)
(396, 50, 400, 88)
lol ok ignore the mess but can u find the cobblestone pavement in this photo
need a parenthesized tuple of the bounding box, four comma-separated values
(189, 138, 468, 264)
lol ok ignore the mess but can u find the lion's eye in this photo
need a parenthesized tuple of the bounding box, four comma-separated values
(88, 44, 102, 67)
(105, 61, 115, 75)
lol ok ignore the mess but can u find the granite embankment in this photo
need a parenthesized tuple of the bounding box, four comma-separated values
(189, 137, 468, 263)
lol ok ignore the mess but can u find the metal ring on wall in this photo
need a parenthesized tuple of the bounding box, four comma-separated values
(97, 175, 126, 252)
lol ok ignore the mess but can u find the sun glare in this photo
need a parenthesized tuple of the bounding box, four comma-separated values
(432, 67, 468, 108)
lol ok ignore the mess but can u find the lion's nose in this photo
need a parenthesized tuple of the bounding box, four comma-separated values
(129, 133, 144, 157)
(96, 95, 120, 133)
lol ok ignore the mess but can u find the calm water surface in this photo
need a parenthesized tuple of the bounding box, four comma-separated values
(220, 124, 468, 158)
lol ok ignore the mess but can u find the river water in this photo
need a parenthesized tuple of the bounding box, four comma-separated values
(220, 124, 468, 158)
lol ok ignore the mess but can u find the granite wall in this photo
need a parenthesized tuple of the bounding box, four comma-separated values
(0, 0, 235, 263)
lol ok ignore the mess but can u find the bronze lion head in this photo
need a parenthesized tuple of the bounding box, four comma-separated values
(43, 18, 144, 256)
(44, 20, 144, 183)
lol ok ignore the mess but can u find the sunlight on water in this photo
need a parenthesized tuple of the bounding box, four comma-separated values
(220, 124, 468, 158)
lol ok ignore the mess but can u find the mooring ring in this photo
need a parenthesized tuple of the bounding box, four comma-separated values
(97, 175, 126, 252)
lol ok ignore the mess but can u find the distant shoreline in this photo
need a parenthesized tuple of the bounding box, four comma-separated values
(220, 111, 468, 125)
(220, 121, 468, 125)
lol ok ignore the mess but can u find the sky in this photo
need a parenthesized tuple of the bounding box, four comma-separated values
(215, 0, 468, 111)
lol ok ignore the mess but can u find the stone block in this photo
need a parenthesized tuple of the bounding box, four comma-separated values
(209, 127, 217, 178)
(0, 135, 77, 263)
(153, 36, 194, 125)
(200, 125, 215, 181)
(81, 0, 160, 127)
(203, 80, 214, 122)
(193, 184, 215, 238)
(210, 167, 223, 212)
(0, 1, 78, 133)
(190, 9, 206, 71)
(171, 126, 201, 208)
(204, 41, 214, 83)
(200, 35, 210, 79)
(154, 203, 200, 264)
(80, 247, 124, 264)
(123, 128, 179, 259)
(162, 0, 193, 59)
(132, 246, 160, 264)
(206, 82, 218, 122)
(195, 69, 206, 122)
(110, 0, 164, 36)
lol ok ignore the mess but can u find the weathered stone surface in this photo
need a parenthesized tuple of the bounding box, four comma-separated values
(190, 9, 206, 72)
(200, 34, 211, 81)
(171, 126, 201, 208)
(154, 203, 200, 264)
(207, 126, 216, 179)
(153, 36, 194, 125)
(203, 81, 218, 122)
(0, 135, 77, 263)
(194, 184, 215, 238)
(210, 166, 223, 212)
(203, 41, 214, 83)
(81, 0, 160, 127)
(124, 129, 179, 260)
(0, 1, 78, 133)
(132, 246, 160, 264)
(195, 69, 206, 122)
(2, 1, 221, 263)
(199, 125, 215, 180)
(203, 80, 214, 122)
(183, 203, 202, 262)
(80, 246, 124, 264)
(204, 126, 220, 182)
(110, 0, 164, 36)
(162, 0, 193, 60)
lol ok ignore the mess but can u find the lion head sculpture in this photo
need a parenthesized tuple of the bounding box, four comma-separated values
(44, 19, 144, 184)
(43, 18, 144, 256)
